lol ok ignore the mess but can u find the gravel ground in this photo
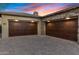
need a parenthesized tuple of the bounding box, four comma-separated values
(0, 35, 79, 55)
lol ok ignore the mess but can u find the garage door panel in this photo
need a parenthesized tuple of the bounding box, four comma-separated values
(46, 18, 78, 41)
(9, 21, 37, 36)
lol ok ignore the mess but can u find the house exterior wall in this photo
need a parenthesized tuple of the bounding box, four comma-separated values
(0, 18, 1, 25)
(42, 8, 79, 42)
(1, 15, 44, 39)
(1, 8, 79, 41)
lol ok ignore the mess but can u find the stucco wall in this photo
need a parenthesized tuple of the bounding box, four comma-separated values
(0, 18, 1, 25)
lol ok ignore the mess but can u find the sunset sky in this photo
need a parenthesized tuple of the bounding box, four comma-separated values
(0, 3, 79, 16)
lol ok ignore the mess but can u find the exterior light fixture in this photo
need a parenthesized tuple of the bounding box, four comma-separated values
(66, 17, 71, 20)
(31, 21, 35, 22)
(15, 20, 19, 21)
(47, 20, 50, 22)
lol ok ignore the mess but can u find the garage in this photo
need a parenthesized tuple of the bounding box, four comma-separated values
(46, 18, 78, 41)
(9, 20, 37, 36)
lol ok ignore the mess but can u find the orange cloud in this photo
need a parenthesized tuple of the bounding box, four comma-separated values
(23, 3, 56, 12)
(39, 6, 68, 16)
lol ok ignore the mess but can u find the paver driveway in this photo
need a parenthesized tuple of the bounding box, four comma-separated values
(0, 35, 79, 55)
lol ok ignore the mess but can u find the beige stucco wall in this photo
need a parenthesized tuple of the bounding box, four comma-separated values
(38, 21, 46, 35)
(1, 15, 45, 39)
(0, 18, 1, 25)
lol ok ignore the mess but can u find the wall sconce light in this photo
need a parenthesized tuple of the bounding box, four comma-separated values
(47, 20, 51, 22)
(3, 23, 6, 25)
(66, 17, 71, 20)
(31, 21, 35, 22)
(15, 20, 19, 22)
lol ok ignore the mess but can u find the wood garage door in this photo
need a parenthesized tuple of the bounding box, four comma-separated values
(46, 18, 78, 41)
(9, 21, 37, 36)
